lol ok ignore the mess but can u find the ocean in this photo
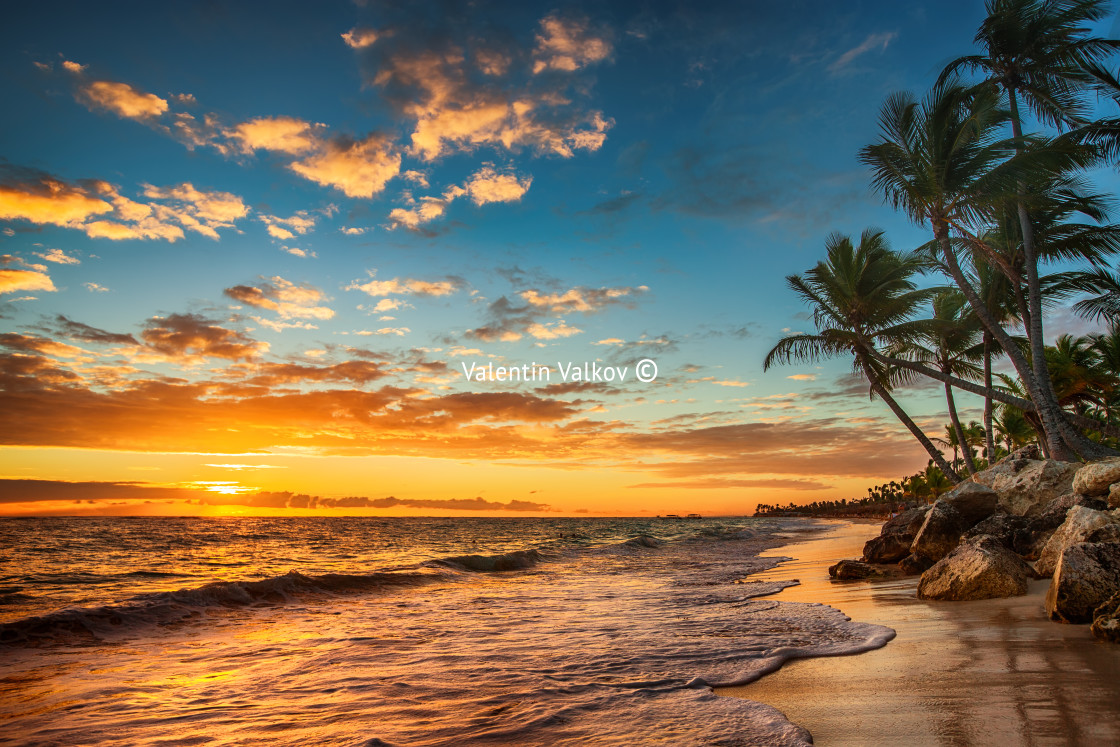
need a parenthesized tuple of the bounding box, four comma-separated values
(0, 516, 893, 745)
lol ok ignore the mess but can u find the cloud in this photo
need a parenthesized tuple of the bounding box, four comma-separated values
(79, 80, 169, 120)
(466, 284, 646, 343)
(259, 211, 317, 240)
(0, 165, 249, 242)
(346, 273, 463, 297)
(520, 285, 647, 313)
(341, 27, 381, 49)
(228, 116, 322, 155)
(0, 267, 56, 294)
(828, 31, 897, 73)
(289, 133, 401, 198)
(524, 321, 581, 340)
(224, 276, 334, 321)
(34, 248, 80, 265)
(140, 313, 267, 361)
(387, 164, 532, 230)
(787, 374, 817, 381)
(532, 13, 612, 73)
(51, 315, 138, 345)
(84, 282, 109, 292)
(0, 479, 194, 504)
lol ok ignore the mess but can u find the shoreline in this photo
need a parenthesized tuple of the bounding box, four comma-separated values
(719, 519, 1120, 745)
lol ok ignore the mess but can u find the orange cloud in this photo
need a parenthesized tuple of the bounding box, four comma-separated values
(289, 134, 401, 198)
(228, 116, 321, 155)
(532, 14, 612, 73)
(341, 27, 381, 49)
(140, 313, 267, 362)
(80, 80, 169, 119)
(346, 274, 462, 297)
(462, 165, 532, 205)
(224, 277, 334, 321)
(0, 268, 56, 294)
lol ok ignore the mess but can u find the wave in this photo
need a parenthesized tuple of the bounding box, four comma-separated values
(434, 549, 545, 572)
(0, 569, 435, 647)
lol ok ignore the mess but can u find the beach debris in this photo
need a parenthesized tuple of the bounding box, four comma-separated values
(940, 481, 999, 525)
(1045, 540, 1120, 624)
(917, 534, 1032, 601)
(1091, 591, 1120, 643)
(972, 459, 1078, 518)
(1036, 506, 1120, 578)
(1072, 457, 1120, 497)
(910, 500, 967, 565)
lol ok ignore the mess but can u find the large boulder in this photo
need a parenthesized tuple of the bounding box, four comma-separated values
(910, 501, 967, 565)
(862, 506, 930, 564)
(940, 481, 999, 526)
(899, 553, 933, 576)
(973, 459, 1078, 517)
(1110, 483, 1120, 510)
(828, 559, 900, 580)
(917, 535, 1033, 601)
(961, 513, 1032, 554)
(1019, 493, 1110, 560)
(1036, 506, 1120, 578)
(1045, 541, 1120, 623)
(1072, 457, 1120, 497)
(1091, 591, 1120, 643)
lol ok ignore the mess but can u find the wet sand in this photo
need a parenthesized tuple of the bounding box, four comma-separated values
(718, 521, 1120, 746)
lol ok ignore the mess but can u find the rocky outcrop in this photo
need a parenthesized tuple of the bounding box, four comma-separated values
(1091, 591, 1120, 643)
(899, 553, 933, 576)
(1018, 493, 1110, 560)
(1110, 483, 1120, 510)
(973, 459, 1078, 517)
(1045, 541, 1120, 623)
(961, 513, 1032, 554)
(862, 506, 929, 564)
(917, 535, 1033, 601)
(910, 500, 966, 565)
(1036, 506, 1120, 578)
(1072, 457, 1120, 497)
(940, 481, 999, 525)
(828, 559, 901, 580)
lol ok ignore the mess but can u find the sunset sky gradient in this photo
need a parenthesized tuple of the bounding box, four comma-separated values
(3, 0, 1113, 516)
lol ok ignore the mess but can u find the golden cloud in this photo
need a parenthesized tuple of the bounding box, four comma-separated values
(224, 277, 334, 321)
(346, 274, 462, 297)
(289, 134, 401, 198)
(532, 14, 612, 74)
(80, 80, 169, 119)
(228, 116, 321, 155)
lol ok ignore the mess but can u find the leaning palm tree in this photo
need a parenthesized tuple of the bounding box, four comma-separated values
(764, 230, 961, 481)
(859, 80, 1112, 459)
(897, 290, 986, 475)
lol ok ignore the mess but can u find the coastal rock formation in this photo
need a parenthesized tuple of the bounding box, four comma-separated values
(1110, 483, 1120, 509)
(1092, 591, 1120, 643)
(917, 535, 1032, 601)
(828, 559, 900, 580)
(960, 513, 1032, 555)
(910, 501, 966, 565)
(1072, 457, 1120, 497)
(1036, 506, 1120, 578)
(1019, 493, 1110, 560)
(862, 506, 929, 564)
(899, 553, 933, 576)
(940, 481, 999, 525)
(973, 459, 1078, 517)
(1045, 541, 1120, 624)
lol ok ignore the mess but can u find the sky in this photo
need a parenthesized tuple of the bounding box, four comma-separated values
(1, 0, 1115, 517)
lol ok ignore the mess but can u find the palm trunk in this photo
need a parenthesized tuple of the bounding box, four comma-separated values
(946, 380, 977, 475)
(1007, 91, 1112, 461)
(862, 360, 962, 483)
(983, 332, 997, 462)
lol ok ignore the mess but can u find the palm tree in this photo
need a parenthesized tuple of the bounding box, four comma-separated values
(859, 80, 1112, 459)
(994, 401, 1039, 451)
(763, 230, 961, 481)
(899, 290, 986, 475)
(938, 0, 1120, 458)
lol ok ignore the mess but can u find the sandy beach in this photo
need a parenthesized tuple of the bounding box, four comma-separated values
(719, 521, 1120, 746)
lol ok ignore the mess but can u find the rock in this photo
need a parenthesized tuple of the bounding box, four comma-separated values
(899, 553, 933, 576)
(862, 506, 930, 564)
(1086, 523, 1120, 544)
(1036, 506, 1120, 578)
(961, 513, 1032, 554)
(1020, 493, 1110, 560)
(917, 535, 1033, 601)
(1072, 457, 1120, 497)
(1045, 541, 1120, 623)
(828, 559, 900, 580)
(1110, 483, 1120, 510)
(940, 481, 999, 525)
(910, 500, 966, 565)
(1091, 591, 1120, 643)
(973, 459, 1078, 517)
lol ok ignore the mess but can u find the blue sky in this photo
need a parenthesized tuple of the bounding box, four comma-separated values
(0, 1, 1113, 516)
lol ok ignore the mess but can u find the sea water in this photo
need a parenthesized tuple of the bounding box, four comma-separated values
(0, 516, 893, 745)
